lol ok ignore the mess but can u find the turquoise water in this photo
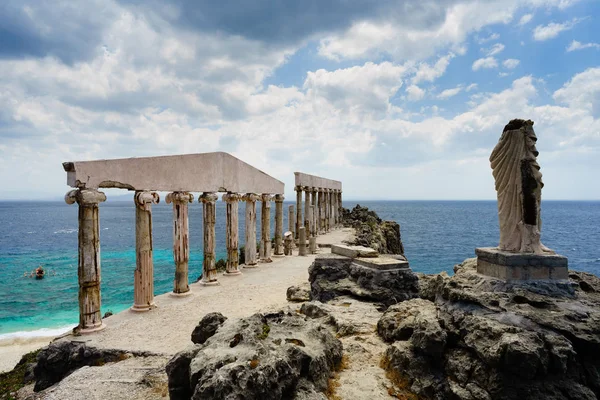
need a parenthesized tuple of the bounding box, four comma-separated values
(0, 200, 599, 336)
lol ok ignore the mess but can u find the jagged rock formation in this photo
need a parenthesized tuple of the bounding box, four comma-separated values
(33, 341, 155, 392)
(379, 258, 600, 400)
(191, 312, 227, 345)
(286, 282, 312, 302)
(308, 254, 419, 307)
(341, 205, 405, 255)
(166, 310, 342, 400)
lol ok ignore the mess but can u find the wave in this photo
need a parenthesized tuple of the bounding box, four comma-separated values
(53, 229, 77, 234)
(0, 325, 75, 346)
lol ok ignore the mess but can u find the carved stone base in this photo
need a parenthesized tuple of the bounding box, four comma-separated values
(130, 303, 156, 312)
(199, 280, 220, 286)
(170, 290, 193, 297)
(476, 247, 568, 281)
(243, 264, 258, 269)
(223, 270, 243, 276)
(78, 322, 107, 335)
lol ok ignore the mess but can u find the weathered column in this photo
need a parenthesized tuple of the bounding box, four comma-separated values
(274, 194, 284, 256)
(332, 189, 338, 228)
(339, 191, 343, 226)
(166, 191, 194, 296)
(243, 193, 260, 267)
(298, 227, 307, 256)
(304, 187, 310, 239)
(325, 189, 330, 232)
(199, 192, 219, 285)
(65, 189, 107, 333)
(318, 189, 324, 234)
(132, 191, 159, 312)
(222, 193, 242, 276)
(310, 188, 317, 236)
(309, 205, 317, 253)
(288, 205, 295, 240)
(260, 194, 273, 263)
(295, 186, 302, 240)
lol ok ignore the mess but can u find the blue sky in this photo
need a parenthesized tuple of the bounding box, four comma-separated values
(0, 0, 598, 200)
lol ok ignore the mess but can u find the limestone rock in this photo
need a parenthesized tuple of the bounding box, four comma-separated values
(191, 312, 227, 344)
(166, 310, 342, 400)
(380, 258, 600, 400)
(331, 244, 379, 258)
(308, 254, 419, 307)
(286, 283, 312, 302)
(33, 341, 138, 391)
(340, 205, 405, 255)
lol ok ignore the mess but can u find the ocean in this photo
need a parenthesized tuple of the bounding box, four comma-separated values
(0, 200, 599, 338)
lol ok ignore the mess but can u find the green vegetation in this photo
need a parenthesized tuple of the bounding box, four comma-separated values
(215, 258, 227, 272)
(0, 349, 40, 400)
(256, 324, 270, 340)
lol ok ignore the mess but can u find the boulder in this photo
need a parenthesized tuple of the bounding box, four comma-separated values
(380, 258, 600, 400)
(191, 312, 227, 344)
(340, 205, 405, 255)
(166, 310, 343, 400)
(308, 254, 419, 307)
(286, 283, 312, 302)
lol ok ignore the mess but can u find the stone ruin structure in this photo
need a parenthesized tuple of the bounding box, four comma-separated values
(293, 172, 343, 255)
(63, 152, 285, 334)
(476, 119, 568, 280)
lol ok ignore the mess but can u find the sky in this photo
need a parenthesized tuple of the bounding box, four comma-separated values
(0, 0, 599, 201)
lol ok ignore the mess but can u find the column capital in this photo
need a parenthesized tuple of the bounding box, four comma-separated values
(222, 192, 242, 203)
(166, 191, 194, 204)
(261, 193, 274, 202)
(303, 186, 312, 192)
(134, 191, 159, 211)
(295, 185, 303, 192)
(243, 193, 261, 202)
(65, 189, 106, 206)
(274, 194, 285, 202)
(199, 192, 219, 204)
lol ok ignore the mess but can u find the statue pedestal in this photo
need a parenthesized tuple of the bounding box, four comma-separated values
(475, 247, 568, 281)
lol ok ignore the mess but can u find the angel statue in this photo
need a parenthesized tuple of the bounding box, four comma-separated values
(489, 119, 554, 254)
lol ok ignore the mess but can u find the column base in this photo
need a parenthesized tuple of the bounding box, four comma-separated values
(78, 322, 107, 335)
(243, 263, 258, 269)
(260, 258, 273, 263)
(475, 247, 568, 281)
(170, 290, 193, 297)
(130, 303, 156, 312)
(200, 279, 220, 286)
(224, 270, 242, 276)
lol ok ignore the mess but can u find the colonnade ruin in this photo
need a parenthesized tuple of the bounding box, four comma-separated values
(62, 153, 343, 333)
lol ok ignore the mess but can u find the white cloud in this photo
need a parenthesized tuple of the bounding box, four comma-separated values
(411, 53, 455, 84)
(472, 57, 499, 70)
(486, 43, 505, 56)
(566, 40, 600, 52)
(465, 83, 478, 92)
(533, 18, 583, 41)
(406, 85, 426, 101)
(518, 14, 533, 26)
(553, 67, 600, 115)
(478, 33, 500, 44)
(438, 86, 463, 99)
(503, 59, 521, 69)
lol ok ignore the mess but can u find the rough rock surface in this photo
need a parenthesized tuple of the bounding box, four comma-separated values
(341, 205, 405, 255)
(166, 310, 342, 400)
(380, 258, 600, 400)
(308, 254, 419, 307)
(191, 312, 227, 344)
(286, 282, 312, 302)
(33, 341, 155, 392)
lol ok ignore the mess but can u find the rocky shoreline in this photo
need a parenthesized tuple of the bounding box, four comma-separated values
(2, 206, 599, 400)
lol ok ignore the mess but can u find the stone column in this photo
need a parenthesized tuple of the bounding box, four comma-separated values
(65, 189, 107, 333)
(339, 191, 343, 226)
(260, 194, 273, 263)
(309, 205, 317, 253)
(325, 189, 330, 232)
(199, 192, 219, 285)
(310, 188, 317, 236)
(298, 227, 307, 256)
(243, 193, 260, 267)
(222, 193, 242, 276)
(274, 194, 284, 256)
(166, 191, 194, 296)
(132, 191, 159, 312)
(317, 189, 323, 234)
(288, 205, 295, 239)
(332, 189, 338, 228)
(304, 187, 310, 239)
(295, 186, 303, 240)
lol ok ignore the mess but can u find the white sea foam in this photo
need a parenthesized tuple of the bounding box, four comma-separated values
(53, 228, 77, 234)
(0, 325, 75, 346)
